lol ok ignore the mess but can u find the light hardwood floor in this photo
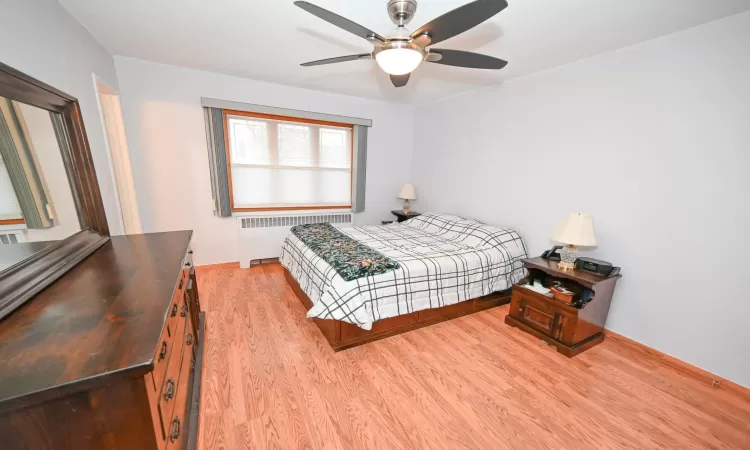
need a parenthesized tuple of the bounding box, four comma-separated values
(196, 264, 750, 450)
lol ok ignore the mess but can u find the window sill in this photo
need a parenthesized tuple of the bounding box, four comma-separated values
(0, 224, 27, 233)
(231, 207, 352, 217)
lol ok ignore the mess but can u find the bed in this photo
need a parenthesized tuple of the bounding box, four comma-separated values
(280, 213, 528, 350)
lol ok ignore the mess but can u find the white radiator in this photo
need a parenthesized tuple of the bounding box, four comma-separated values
(0, 229, 25, 244)
(238, 212, 353, 268)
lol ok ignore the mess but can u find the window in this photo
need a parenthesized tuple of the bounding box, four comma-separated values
(225, 111, 353, 211)
(0, 153, 24, 224)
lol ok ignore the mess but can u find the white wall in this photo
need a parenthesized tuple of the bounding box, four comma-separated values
(18, 103, 81, 242)
(412, 12, 750, 387)
(114, 57, 414, 266)
(0, 0, 123, 235)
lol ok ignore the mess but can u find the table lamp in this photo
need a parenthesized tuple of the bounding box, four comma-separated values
(398, 184, 416, 213)
(551, 213, 597, 270)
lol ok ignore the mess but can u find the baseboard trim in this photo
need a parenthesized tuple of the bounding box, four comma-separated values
(604, 330, 749, 396)
(195, 261, 240, 270)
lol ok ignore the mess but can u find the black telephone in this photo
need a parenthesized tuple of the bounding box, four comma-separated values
(541, 245, 563, 261)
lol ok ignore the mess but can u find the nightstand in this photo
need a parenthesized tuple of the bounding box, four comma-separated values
(391, 210, 420, 223)
(505, 257, 622, 357)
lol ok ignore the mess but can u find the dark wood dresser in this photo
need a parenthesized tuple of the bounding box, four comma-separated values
(0, 231, 205, 450)
(505, 257, 621, 357)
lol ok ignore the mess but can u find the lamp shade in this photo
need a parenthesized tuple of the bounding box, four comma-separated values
(398, 184, 416, 200)
(551, 213, 597, 247)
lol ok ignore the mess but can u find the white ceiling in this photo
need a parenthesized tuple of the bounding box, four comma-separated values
(59, 0, 750, 105)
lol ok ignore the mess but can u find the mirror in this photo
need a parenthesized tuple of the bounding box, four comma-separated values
(0, 61, 109, 321)
(0, 97, 82, 271)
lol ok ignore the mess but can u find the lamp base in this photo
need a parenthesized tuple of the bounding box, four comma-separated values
(558, 261, 576, 271)
(402, 199, 411, 214)
(558, 245, 578, 271)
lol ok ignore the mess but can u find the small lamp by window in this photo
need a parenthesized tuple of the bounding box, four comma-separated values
(551, 213, 597, 270)
(398, 184, 416, 214)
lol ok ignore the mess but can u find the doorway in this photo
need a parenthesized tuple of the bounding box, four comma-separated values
(94, 75, 141, 235)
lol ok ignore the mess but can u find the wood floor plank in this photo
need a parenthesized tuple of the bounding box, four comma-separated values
(196, 264, 750, 449)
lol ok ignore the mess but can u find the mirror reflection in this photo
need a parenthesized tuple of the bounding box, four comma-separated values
(0, 96, 81, 271)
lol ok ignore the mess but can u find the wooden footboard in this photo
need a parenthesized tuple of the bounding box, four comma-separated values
(283, 268, 511, 351)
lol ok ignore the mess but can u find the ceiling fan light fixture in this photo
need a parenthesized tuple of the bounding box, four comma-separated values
(376, 46, 423, 75)
(294, 0, 510, 87)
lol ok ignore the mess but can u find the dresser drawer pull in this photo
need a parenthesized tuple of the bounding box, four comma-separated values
(170, 417, 181, 442)
(181, 304, 188, 317)
(171, 303, 178, 317)
(158, 341, 168, 361)
(186, 333, 194, 346)
(164, 377, 176, 400)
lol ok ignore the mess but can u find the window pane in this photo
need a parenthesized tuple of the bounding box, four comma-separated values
(278, 169, 315, 205)
(319, 169, 351, 205)
(278, 124, 312, 167)
(230, 166, 273, 206)
(225, 113, 353, 209)
(320, 128, 350, 169)
(231, 167, 351, 208)
(229, 118, 269, 165)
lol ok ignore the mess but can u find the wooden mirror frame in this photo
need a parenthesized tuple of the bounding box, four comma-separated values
(0, 62, 110, 320)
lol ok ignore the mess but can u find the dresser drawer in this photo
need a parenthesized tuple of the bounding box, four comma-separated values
(152, 277, 188, 391)
(164, 317, 195, 450)
(157, 313, 187, 440)
(510, 288, 575, 342)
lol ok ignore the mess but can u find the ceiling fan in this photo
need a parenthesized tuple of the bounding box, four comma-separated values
(295, 0, 509, 88)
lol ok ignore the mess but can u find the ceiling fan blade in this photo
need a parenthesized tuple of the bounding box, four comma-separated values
(427, 49, 507, 69)
(301, 54, 372, 67)
(390, 74, 410, 88)
(294, 1, 385, 43)
(411, 0, 508, 46)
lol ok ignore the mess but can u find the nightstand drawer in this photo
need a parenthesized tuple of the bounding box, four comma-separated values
(505, 258, 620, 357)
(510, 288, 575, 342)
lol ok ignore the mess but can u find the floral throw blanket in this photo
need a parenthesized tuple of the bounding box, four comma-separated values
(290, 223, 400, 281)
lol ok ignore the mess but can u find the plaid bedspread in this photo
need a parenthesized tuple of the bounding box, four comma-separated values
(280, 213, 528, 330)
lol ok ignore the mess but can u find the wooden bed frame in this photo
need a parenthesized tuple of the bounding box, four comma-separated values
(284, 268, 511, 351)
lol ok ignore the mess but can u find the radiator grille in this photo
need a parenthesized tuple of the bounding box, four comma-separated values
(0, 232, 22, 244)
(240, 213, 353, 229)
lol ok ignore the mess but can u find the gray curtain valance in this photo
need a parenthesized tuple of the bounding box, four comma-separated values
(201, 98, 372, 128)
